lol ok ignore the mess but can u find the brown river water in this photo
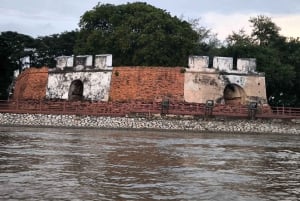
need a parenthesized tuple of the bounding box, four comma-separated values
(0, 127, 299, 201)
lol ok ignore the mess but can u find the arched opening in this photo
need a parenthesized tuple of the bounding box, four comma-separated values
(68, 80, 84, 101)
(223, 84, 246, 105)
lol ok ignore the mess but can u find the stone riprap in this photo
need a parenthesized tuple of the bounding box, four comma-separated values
(0, 113, 299, 134)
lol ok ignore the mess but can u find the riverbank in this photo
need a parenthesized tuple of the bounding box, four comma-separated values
(0, 113, 299, 134)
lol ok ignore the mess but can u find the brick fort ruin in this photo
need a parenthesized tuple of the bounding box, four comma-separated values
(12, 55, 267, 106)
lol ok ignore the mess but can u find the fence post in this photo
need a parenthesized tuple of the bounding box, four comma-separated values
(161, 99, 170, 116)
(248, 102, 257, 120)
(205, 100, 214, 118)
(40, 100, 42, 112)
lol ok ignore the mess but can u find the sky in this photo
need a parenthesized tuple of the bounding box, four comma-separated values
(0, 0, 299, 41)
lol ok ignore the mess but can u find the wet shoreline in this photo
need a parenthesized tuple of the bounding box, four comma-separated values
(0, 113, 299, 134)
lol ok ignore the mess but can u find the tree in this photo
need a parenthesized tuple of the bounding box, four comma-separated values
(0, 31, 36, 99)
(249, 16, 298, 106)
(223, 16, 299, 106)
(249, 15, 283, 46)
(33, 31, 78, 67)
(75, 2, 199, 66)
(0, 30, 78, 99)
(281, 38, 300, 106)
(226, 29, 253, 47)
(225, 29, 256, 61)
(188, 18, 222, 57)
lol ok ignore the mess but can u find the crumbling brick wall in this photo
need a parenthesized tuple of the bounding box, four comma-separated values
(109, 67, 184, 102)
(12, 67, 48, 100)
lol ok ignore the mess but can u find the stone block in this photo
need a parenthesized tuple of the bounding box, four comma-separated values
(95, 54, 113, 70)
(56, 56, 70, 70)
(75, 55, 88, 68)
(86, 55, 93, 66)
(213, 57, 233, 71)
(66, 56, 74, 67)
(237, 58, 256, 72)
(188, 56, 209, 72)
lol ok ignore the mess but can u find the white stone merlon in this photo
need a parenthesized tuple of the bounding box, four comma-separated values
(237, 58, 256, 72)
(95, 54, 113, 70)
(55, 54, 113, 70)
(56, 56, 73, 70)
(213, 57, 233, 72)
(188, 56, 209, 71)
(75, 55, 90, 68)
(66, 56, 74, 67)
(86, 55, 93, 66)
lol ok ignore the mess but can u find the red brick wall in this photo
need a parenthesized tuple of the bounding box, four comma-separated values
(109, 67, 184, 102)
(13, 67, 48, 100)
(12, 66, 185, 102)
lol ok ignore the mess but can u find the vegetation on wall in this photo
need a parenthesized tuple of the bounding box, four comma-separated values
(0, 3, 299, 106)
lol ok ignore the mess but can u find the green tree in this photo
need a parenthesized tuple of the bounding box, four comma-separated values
(0, 31, 36, 99)
(34, 31, 78, 67)
(0, 31, 78, 99)
(281, 38, 300, 106)
(75, 2, 199, 66)
(189, 18, 222, 58)
(224, 29, 257, 67)
(249, 15, 282, 46)
(223, 16, 298, 106)
(226, 29, 253, 47)
(249, 16, 297, 106)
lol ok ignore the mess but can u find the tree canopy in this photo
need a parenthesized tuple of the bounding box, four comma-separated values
(34, 31, 78, 67)
(0, 31, 36, 99)
(75, 2, 199, 66)
(0, 31, 77, 99)
(224, 15, 299, 106)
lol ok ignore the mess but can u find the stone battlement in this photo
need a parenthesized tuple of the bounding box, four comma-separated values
(54, 54, 258, 75)
(188, 56, 258, 74)
(53, 54, 113, 71)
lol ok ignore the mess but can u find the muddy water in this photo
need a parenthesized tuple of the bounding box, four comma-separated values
(0, 127, 299, 201)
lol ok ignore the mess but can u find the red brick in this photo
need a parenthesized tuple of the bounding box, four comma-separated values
(109, 67, 184, 102)
(13, 67, 48, 100)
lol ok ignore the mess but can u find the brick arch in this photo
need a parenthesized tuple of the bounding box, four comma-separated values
(223, 84, 246, 105)
(68, 80, 84, 101)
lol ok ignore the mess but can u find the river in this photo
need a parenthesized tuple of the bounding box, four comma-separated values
(0, 127, 299, 201)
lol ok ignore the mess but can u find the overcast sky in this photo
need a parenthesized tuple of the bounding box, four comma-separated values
(1, 0, 299, 41)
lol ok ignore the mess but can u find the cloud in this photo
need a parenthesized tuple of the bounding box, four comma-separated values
(0, 7, 79, 37)
(1, 0, 299, 41)
(0, 0, 100, 37)
(200, 12, 253, 41)
(200, 12, 300, 41)
(273, 14, 300, 39)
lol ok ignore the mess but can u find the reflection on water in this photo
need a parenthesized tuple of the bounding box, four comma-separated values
(0, 127, 299, 201)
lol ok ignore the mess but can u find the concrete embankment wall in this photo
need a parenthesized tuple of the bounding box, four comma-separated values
(0, 113, 299, 134)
